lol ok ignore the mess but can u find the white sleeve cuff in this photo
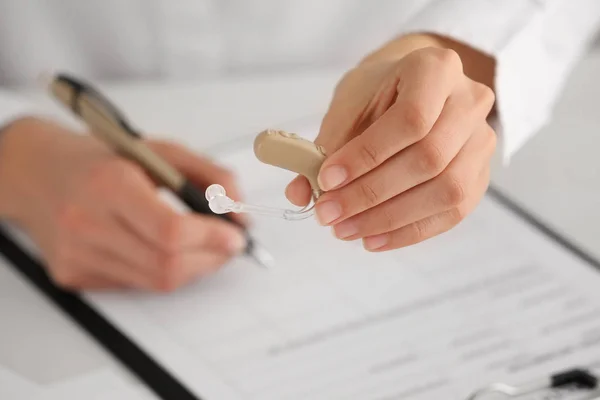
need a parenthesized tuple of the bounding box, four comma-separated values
(399, 0, 600, 163)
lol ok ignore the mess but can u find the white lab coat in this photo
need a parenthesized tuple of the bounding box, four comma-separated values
(0, 0, 599, 160)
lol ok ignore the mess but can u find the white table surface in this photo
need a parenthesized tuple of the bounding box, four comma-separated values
(1, 49, 599, 397)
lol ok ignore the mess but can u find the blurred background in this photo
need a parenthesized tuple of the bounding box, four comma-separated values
(491, 33, 600, 260)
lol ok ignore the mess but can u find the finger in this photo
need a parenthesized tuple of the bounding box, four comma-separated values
(316, 48, 463, 192)
(334, 123, 495, 239)
(70, 213, 167, 274)
(77, 275, 125, 291)
(315, 80, 494, 226)
(89, 159, 182, 252)
(157, 250, 233, 292)
(55, 236, 232, 292)
(105, 162, 244, 254)
(113, 209, 244, 270)
(362, 163, 491, 252)
(51, 270, 123, 291)
(362, 208, 463, 251)
(285, 175, 313, 207)
(51, 241, 159, 291)
(176, 213, 247, 252)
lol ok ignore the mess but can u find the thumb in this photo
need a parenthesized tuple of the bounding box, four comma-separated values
(284, 174, 312, 207)
(283, 109, 360, 206)
(285, 77, 372, 204)
(313, 59, 399, 155)
(314, 80, 373, 155)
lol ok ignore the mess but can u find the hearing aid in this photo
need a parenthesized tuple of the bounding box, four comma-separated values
(253, 129, 327, 199)
(205, 129, 327, 220)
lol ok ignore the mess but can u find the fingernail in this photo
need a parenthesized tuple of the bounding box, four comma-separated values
(319, 165, 347, 190)
(229, 232, 247, 253)
(333, 220, 358, 239)
(364, 234, 388, 251)
(315, 200, 342, 225)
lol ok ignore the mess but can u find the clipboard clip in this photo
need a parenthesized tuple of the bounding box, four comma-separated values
(466, 367, 600, 400)
(206, 128, 327, 221)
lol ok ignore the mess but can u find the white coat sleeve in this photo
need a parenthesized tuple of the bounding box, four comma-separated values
(399, 0, 600, 163)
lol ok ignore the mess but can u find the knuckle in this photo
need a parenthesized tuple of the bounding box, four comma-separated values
(440, 173, 466, 207)
(162, 251, 180, 272)
(88, 159, 135, 195)
(56, 204, 92, 237)
(417, 47, 462, 72)
(56, 203, 98, 238)
(380, 205, 396, 232)
(156, 251, 181, 292)
(56, 203, 79, 230)
(398, 100, 429, 139)
(439, 48, 463, 71)
(416, 139, 446, 176)
(358, 142, 380, 169)
(51, 266, 78, 289)
(357, 181, 380, 208)
(408, 219, 429, 244)
(473, 82, 496, 110)
(159, 214, 182, 252)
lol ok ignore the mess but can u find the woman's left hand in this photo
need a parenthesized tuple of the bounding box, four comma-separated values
(286, 35, 497, 251)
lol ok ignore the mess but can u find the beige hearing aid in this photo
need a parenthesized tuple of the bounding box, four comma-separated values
(253, 129, 327, 199)
(204, 129, 326, 221)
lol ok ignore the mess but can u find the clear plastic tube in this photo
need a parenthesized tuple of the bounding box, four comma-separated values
(205, 184, 315, 221)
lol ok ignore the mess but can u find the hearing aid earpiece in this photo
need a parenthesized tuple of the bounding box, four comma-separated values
(205, 184, 315, 220)
(205, 184, 236, 214)
(204, 129, 327, 221)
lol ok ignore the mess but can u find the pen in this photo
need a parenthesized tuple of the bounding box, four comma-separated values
(44, 72, 273, 268)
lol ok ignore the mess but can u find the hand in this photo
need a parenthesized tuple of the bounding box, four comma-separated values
(0, 118, 246, 291)
(287, 35, 496, 251)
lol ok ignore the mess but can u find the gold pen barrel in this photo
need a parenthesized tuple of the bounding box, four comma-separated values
(48, 79, 185, 191)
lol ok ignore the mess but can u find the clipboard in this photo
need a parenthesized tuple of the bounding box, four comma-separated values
(1, 147, 600, 400)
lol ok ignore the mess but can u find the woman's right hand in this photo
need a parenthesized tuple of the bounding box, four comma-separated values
(0, 117, 247, 292)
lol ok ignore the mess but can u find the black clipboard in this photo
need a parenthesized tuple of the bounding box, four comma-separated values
(0, 229, 200, 399)
(1, 184, 599, 400)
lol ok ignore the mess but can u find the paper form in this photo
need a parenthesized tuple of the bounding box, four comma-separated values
(77, 127, 600, 400)
(0, 364, 151, 400)
(34, 369, 154, 400)
(0, 365, 40, 399)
